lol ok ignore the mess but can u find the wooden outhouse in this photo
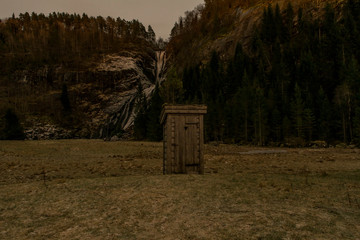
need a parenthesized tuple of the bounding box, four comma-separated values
(160, 105, 207, 174)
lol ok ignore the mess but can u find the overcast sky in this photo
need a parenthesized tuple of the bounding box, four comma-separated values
(0, 0, 204, 39)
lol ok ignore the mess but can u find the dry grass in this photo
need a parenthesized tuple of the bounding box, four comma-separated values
(0, 140, 359, 239)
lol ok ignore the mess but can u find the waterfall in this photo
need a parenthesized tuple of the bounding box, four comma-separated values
(143, 50, 166, 96)
(100, 51, 167, 139)
(121, 51, 167, 130)
(155, 51, 166, 84)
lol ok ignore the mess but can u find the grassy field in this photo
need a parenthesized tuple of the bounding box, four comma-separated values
(0, 140, 359, 239)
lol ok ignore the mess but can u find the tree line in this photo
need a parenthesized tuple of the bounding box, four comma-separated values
(0, 12, 157, 74)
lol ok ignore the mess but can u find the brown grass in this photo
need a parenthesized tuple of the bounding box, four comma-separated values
(0, 140, 359, 239)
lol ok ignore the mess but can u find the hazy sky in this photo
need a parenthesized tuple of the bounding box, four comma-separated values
(0, 0, 204, 39)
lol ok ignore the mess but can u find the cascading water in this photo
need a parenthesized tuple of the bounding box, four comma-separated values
(100, 51, 167, 139)
(155, 51, 166, 84)
(143, 50, 167, 96)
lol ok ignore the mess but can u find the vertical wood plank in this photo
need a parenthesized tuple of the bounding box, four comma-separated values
(199, 115, 205, 174)
(195, 117, 200, 173)
(185, 115, 190, 173)
(192, 116, 197, 165)
(170, 115, 176, 174)
(174, 115, 179, 173)
(184, 115, 200, 173)
(178, 115, 186, 173)
(163, 119, 166, 174)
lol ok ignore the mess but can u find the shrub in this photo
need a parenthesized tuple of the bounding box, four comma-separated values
(2, 109, 25, 140)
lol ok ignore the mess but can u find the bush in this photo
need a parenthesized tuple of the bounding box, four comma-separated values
(1, 109, 25, 140)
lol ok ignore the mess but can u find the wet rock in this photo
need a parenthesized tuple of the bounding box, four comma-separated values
(110, 136, 120, 142)
(24, 124, 73, 140)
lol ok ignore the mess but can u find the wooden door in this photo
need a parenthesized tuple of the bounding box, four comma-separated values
(170, 115, 200, 173)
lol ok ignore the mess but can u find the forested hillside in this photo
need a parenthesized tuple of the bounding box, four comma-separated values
(0, 12, 160, 139)
(0, 12, 156, 71)
(139, 0, 360, 146)
(1, 1, 360, 146)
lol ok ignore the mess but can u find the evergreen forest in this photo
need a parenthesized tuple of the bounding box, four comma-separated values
(0, 12, 156, 73)
(136, 0, 360, 146)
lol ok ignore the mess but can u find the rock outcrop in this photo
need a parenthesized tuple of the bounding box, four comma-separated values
(18, 49, 166, 140)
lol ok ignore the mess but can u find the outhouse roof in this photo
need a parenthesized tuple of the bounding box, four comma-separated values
(160, 104, 207, 124)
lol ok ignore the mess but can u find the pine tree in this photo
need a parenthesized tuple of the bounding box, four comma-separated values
(160, 67, 184, 104)
(234, 43, 247, 77)
(60, 84, 71, 112)
(284, 2, 294, 41)
(274, 4, 286, 42)
(291, 83, 304, 138)
(253, 78, 267, 145)
(282, 116, 292, 140)
(298, 51, 316, 93)
(146, 85, 163, 141)
(225, 69, 253, 143)
(182, 66, 201, 102)
(343, 1, 360, 58)
(335, 83, 352, 143)
(317, 87, 331, 141)
(354, 105, 360, 144)
(261, 5, 276, 43)
(147, 25, 156, 43)
(202, 51, 226, 141)
(346, 0, 360, 24)
(271, 107, 282, 142)
(205, 51, 222, 100)
(303, 108, 315, 141)
(134, 81, 148, 140)
(48, 20, 61, 62)
(320, 4, 343, 97)
(2, 109, 25, 140)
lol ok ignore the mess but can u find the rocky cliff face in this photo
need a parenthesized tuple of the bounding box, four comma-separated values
(221, 0, 344, 53)
(16, 49, 167, 140)
(97, 50, 166, 140)
(168, 0, 345, 68)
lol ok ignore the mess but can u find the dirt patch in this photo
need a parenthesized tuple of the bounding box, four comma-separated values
(0, 140, 359, 239)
